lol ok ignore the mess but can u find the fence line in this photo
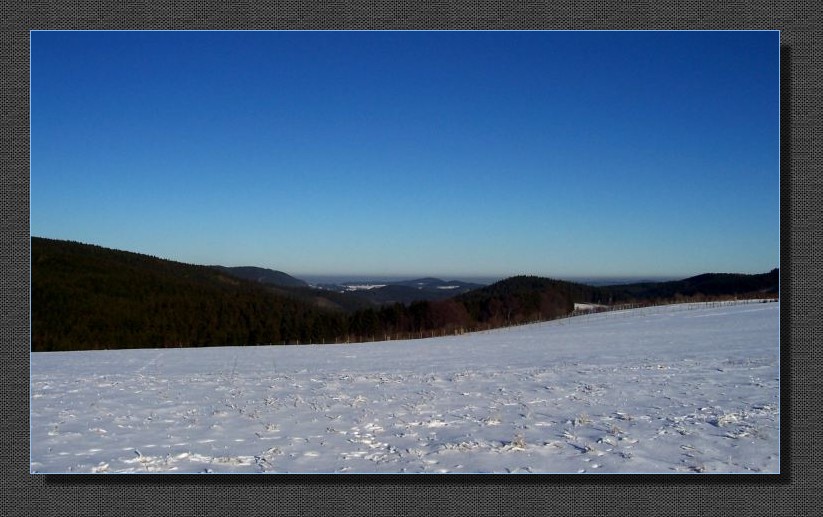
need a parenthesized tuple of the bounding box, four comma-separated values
(554, 297, 778, 324)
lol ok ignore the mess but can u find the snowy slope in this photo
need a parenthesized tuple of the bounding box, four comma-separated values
(30, 301, 780, 474)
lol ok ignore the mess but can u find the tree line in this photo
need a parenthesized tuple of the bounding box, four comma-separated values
(31, 237, 779, 351)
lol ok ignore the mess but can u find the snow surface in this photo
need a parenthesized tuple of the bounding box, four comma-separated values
(30, 301, 779, 474)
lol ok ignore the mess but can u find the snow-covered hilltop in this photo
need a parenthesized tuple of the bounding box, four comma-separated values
(30, 300, 779, 474)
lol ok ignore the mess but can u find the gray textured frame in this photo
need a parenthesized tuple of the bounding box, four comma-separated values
(4, 1, 819, 516)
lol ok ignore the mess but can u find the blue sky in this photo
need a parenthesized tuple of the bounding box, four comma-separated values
(31, 31, 779, 281)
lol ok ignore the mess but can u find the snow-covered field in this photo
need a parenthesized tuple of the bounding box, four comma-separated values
(30, 301, 780, 474)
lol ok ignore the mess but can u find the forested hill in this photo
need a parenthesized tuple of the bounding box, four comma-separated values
(601, 269, 780, 302)
(30, 238, 595, 350)
(31, 238, 348, 351)
(456, 276, 597, 326)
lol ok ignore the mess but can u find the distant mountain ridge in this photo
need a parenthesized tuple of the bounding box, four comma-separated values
(601, 269, 779, 302)
(387, 278, 484, 289)
(211, 266, 308, 288)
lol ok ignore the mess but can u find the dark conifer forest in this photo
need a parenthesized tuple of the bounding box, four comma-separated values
(31, 237, 779, 352)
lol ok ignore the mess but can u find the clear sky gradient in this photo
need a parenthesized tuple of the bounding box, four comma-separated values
(31, 31, 779, 280)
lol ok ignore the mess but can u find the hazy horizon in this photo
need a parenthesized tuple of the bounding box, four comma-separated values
(31, 31, 779, 279)
(30, 234, 776, 287)
(295, 273, 685, 287)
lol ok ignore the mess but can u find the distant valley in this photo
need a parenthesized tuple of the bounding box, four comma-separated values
(311, 277, 486, 306)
